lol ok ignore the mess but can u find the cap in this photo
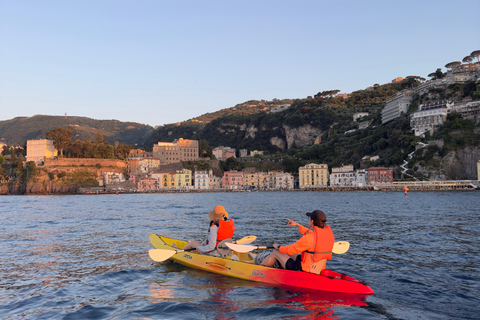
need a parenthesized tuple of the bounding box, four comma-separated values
(306, 210, 327, 226)
(209, 205, 229, 221)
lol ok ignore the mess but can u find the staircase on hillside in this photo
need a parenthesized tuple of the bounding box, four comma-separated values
(400, 142, 427, 180)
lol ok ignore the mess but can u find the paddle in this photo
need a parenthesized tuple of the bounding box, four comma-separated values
(225, 241, 350, 254)
(149, 235, 257, 262)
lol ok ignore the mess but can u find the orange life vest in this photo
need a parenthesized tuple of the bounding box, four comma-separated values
(301, 225, 334, 271)
(216, 219, 235, 245)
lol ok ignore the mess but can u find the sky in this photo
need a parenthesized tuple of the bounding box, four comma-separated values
(1, 1, 479, 127)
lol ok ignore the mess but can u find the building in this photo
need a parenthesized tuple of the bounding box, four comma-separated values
(477, 160, 480, 181)
(128, 149, 153, 159)
(150, 171, 176, 189)
(381, 89, 413, 124)
(411, 103, 449, 137)
(250, 150, 264, 157)
(356, 169, 368, 187)
(102, 172, 126, 185)
(128, 157, 161, 174)
(222, 170, 244, 189)
(298, 163, 329, 188)
(353, 112, 369, 121)
(137, 177, 158, 191)
(243, 170, 268, 190)
(239, 149, 248, 158)
(26, 139, 58, 164)
(152, 138, 199, 165)
(195, 170, 209, 189)
(174, 169, 192, 188)
(330, 165, 356, 187)
(212, 146, 236, 160)
(208, 170, 222, 189)
(392, 77, 404, 83)
(367, 167, 393, 185)
(268, 171, 294, 190)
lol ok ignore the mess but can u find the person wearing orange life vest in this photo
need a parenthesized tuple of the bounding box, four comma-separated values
(179, 205, 235, 254)
(261, 210, 334, 272)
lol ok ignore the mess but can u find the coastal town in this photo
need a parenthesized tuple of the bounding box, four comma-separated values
(1, 53, 480, 194)
(1, 135, 476, 195)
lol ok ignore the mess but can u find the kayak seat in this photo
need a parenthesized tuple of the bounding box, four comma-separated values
(216, 239, 233, 258)
(309, 259, 327, 274)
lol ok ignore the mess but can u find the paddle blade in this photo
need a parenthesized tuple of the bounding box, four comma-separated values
(149, 249, 177, 262)
(225, 243, 257, 253)
(332, 241, 350, 254)
(236, 235, 256, 244)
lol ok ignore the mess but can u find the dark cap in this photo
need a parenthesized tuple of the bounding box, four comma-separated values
(306, 210, 327, 227)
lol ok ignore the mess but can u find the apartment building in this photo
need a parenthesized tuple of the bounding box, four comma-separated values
(222, 170, 244, 189)
(243, 171, 268, 190)
(152, 138, 199, 165)
(411, 103, 449, 137)
(381, 89, 413, 124)
(174, 169, 192, 188)
(330, 165, 356, 187)
(128, 149, 153, 159)
(368, 167, 393, 185)
(268, 171, 294, 190)
(298, 163, 329, 188)
(213, 146, 236, 160)
(137, 177, 158, 191)
(209, 170, 222, 189)
(128, 158, 161, 174)
(26, 139, 58, 164)
(195, 170, 209, 189)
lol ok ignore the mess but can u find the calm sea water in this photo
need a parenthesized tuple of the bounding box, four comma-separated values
(1, 191, 479, 320)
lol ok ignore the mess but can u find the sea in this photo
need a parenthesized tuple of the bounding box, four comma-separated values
(1, 191, 479, 320)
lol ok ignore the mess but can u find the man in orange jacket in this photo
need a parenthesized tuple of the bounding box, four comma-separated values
(261, 210, 334, 272)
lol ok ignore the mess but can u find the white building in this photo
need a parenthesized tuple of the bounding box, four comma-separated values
(381, 89, 413, 124)
(267, 171, 294, 190)
(355, 169, 368, 187)
(411, 103, 449, 137)
(353, 112, 369, 121)
(195, 170, 209, 189)
(330, 165, 356, 187)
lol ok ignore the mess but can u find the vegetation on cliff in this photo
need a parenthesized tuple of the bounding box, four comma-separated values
(0, 115, 154, 146)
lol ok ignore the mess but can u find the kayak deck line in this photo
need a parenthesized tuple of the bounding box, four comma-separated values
(149, 233, 374, 295)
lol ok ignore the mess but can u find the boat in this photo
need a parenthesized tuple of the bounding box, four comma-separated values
(149, 234, 374, 295)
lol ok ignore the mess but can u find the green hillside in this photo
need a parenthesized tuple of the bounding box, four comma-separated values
(0, 115, 154, 147)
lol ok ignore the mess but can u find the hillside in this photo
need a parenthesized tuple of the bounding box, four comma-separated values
(0, 115, 154, 146)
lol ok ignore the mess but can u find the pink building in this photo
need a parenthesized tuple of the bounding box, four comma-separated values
(137, 177, 158, 191)
(222, 170, 244, 189)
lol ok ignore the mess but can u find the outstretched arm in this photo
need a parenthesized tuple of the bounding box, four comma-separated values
(285, 219, 309, 235)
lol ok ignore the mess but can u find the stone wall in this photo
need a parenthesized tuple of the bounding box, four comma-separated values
(44, 158, 127, 168)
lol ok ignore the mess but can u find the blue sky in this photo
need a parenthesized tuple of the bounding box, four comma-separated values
(1, 1, 479, 127)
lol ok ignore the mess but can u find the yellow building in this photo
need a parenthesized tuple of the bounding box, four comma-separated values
(299, 163, 329, 188)
(152, 138, 199, 165)
(174, 169, 192, 188)
(243, 171, 268, 189)
(26, 139, 58, 164)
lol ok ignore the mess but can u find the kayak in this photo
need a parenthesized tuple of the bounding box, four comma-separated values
(149, 234, 374, 295)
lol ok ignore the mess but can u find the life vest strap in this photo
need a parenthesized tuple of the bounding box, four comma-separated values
(305, 251, 332, 255)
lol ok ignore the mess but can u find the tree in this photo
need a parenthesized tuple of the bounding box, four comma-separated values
(46, 127, 74, 156)
(199, 139, 213, 158)
(462, 55, 473, 65)
(470, 50, 480, 63)
(445, 61, 461, 72)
